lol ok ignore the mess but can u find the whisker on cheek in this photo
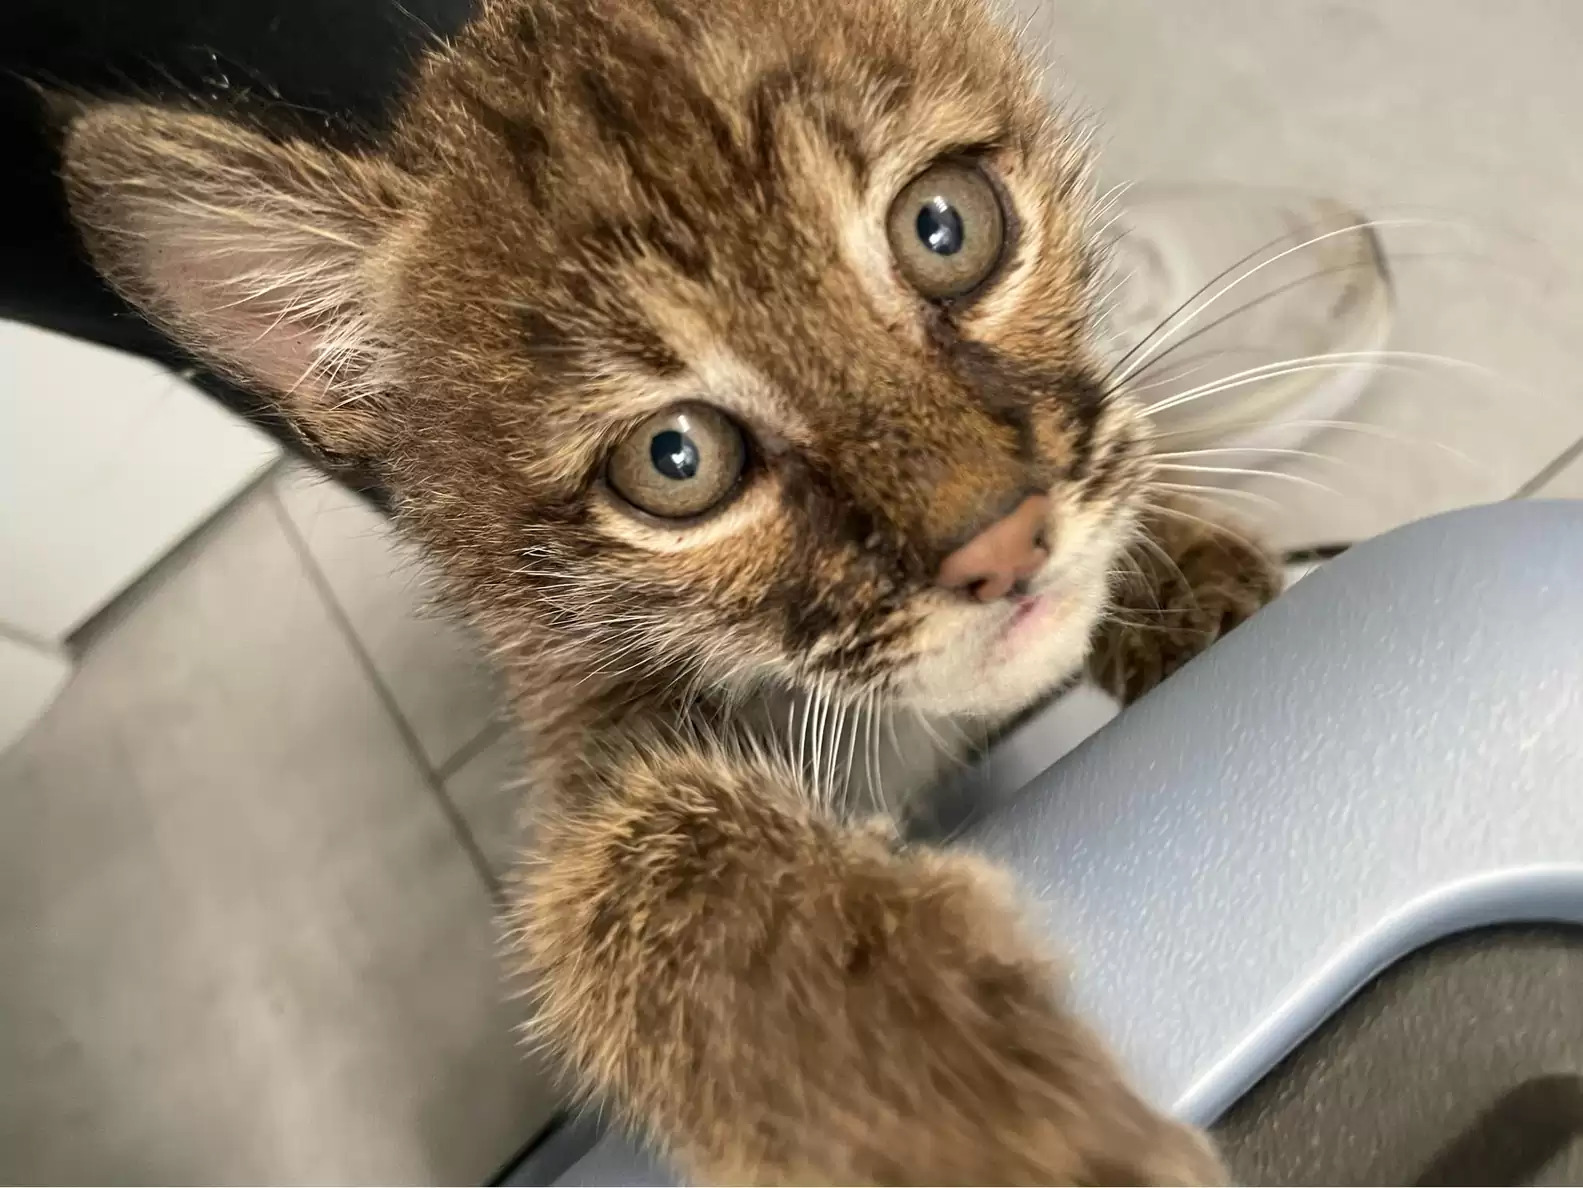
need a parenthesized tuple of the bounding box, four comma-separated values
(1145, 417, 1484, 474)
(1149, 481, 1284, 513)
(1152, 461, 1343, 499)
(1098, 216, 1465, 392)
(1109, 244, 1485, 390)
(1134, 350, 1490, 420)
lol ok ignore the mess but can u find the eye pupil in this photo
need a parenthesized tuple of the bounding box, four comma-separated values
(916, 197, 965, 256)
(889, 163, 1006, 299)
(650, 429, 700, 480)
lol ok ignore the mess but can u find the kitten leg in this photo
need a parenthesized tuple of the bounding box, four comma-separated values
(1089, 505, 1283, 705)
(512, 742, 1223, 1185)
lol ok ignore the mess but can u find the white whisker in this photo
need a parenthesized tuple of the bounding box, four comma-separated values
(1152, 462, 1345, 499)
(868, 693, 884, 804)
(1138, 499, 1267, 562)
(1116, 245, 1481, 388)
(1138, 350, 1495, 420)
(1110, 217, 1463, 389)
(827, 696, 848, 808)
(1151, 482, 1284, 511)
(812, 687, 830, 806)
(1149, 445, 1340, 466)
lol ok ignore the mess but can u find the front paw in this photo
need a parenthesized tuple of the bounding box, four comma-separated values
(976, 981, 1227, 1186)
(1091, 514, 1282, 704)
(1067, 1097, 1227, 1186)
(820, 850, 1231, 1186)
(522, 747, 1229, 1186)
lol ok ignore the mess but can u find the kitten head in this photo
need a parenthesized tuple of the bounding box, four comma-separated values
(64, 0, 1152, 721)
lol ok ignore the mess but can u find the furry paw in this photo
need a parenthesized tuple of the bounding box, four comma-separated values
(1090, 510, 1283, 705)
(1042, 1076, 1228, 1186)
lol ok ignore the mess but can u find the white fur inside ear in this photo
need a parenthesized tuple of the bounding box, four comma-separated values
(138, 211, 377, 401)
(64, 105, 410, 436)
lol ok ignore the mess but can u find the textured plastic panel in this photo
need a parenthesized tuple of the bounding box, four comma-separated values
(552, 500, 1583, 1186)
(1215, 926, 1583, 1185)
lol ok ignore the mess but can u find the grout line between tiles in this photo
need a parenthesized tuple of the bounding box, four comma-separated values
(437, 717, 514, 783)
(1511, 432, 1583, 500)
(68, 460, 289, 659)
(265, 484, 501, 900)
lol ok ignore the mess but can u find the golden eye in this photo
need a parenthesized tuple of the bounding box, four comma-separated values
(606, 403, 747, 519)
(886, 162, 1006, 300)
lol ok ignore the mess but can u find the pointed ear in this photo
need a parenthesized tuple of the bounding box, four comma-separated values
(63, 103, 414, 456)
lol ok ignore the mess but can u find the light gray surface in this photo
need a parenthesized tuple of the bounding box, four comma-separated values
(275, 465, 504, 772)
(554, 500, 1583, 1185)
(1014, 0, 1583, 552)
(0, 487, 551, 1184)
(446, 727, 531, 884)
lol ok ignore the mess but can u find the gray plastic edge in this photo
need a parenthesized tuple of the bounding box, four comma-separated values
(1172, 864, 1583, 1123)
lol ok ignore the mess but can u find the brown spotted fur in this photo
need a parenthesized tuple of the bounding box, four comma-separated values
(62, 0, 1280, 1180)
(1090, 510, 1283, 705)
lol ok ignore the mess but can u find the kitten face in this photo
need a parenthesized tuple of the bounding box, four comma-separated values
(65, 0, 1154, 721)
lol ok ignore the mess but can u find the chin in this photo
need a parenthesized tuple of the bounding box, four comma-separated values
(898, 573, 1110, 722)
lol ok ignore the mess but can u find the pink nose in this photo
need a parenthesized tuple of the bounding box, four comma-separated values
(936, 494, 1051, 601)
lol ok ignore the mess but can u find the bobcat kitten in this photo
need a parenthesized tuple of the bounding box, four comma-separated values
(64, 0, 1279, 1179)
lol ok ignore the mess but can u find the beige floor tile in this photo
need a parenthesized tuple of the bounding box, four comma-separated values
(444, 728, 532, 885)
(273, 466, 503, 771)
(0, 490, 555, 1185)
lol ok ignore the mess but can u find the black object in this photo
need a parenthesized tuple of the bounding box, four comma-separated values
(0, 0, 478, 501)
(1217, 926, 1583, 1187)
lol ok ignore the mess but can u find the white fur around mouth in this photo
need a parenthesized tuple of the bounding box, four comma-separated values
(997, 592, 1060, 644)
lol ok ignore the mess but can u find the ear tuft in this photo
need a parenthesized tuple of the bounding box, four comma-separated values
(63, 103, 414, 455)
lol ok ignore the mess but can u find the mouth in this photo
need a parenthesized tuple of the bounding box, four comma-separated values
(997, 592, 1059, 643)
